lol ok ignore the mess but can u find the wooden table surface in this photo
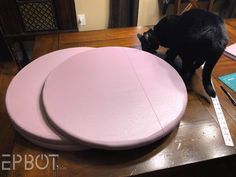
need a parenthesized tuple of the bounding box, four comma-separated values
(1, 19, 236, 177)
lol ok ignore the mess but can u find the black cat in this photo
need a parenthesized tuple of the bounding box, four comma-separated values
(137, 9, 228, 97)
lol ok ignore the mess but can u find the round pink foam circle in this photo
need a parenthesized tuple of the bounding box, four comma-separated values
(6, 47, 93, 149)
(15, 126, 88, 151)
(43, 47, 188, 150)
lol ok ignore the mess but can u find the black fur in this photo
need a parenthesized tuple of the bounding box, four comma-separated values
(137, 9, 228, 97)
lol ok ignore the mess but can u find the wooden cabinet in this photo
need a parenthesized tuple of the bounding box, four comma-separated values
(0, 0, 78, 36)
(0, 31, 12, 60)
(0, 0, 78, 68)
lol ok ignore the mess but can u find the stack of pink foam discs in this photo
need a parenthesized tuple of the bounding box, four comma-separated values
(6, 47, 187, 151)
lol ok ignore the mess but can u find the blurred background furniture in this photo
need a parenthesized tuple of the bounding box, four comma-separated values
(218, 0, 236, 18)
(161, 0, 215, 15)
(175, 0, 214, 14)
(109, 0, 139, 28)
(0, 0, 77, 69)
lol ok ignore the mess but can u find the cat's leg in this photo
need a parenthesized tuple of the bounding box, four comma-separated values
(165, 49, 178, 68)
(180, 55, 196, 86)
(193, 59, 205, 70)
(202, 51, 223, 97)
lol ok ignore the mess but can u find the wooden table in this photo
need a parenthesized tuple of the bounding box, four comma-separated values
(1, 20, 236, 177)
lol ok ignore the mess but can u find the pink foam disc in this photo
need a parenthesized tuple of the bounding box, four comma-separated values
(43, 47, 188, 150)
(15, 126, 88, 151)
(6, 47, 93, 150)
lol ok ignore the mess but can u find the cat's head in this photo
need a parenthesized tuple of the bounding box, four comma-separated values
(137, 29, 159, 54)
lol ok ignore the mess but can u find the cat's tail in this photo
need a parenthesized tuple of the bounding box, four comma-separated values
(202, 51, 222, 98)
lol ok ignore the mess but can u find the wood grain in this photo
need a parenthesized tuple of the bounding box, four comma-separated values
(1, 20, 236, 177)
(0, 61, 17, 177)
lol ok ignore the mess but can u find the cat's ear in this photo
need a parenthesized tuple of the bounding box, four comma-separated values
(137, 33, 143, 40)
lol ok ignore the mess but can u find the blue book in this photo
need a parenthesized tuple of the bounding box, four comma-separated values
(218, 72, 236, 93)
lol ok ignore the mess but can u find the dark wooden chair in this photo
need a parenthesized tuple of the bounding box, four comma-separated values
(161, 0, 215, 15)
(175, 0, 215, 15)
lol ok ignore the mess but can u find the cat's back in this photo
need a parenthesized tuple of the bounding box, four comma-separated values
(180, 9, 223, 28)
(177, 9, 228, 51)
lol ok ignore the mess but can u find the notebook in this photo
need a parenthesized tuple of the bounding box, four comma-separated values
(218, 72, 236, 93)
(224, 43, 236, 60)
